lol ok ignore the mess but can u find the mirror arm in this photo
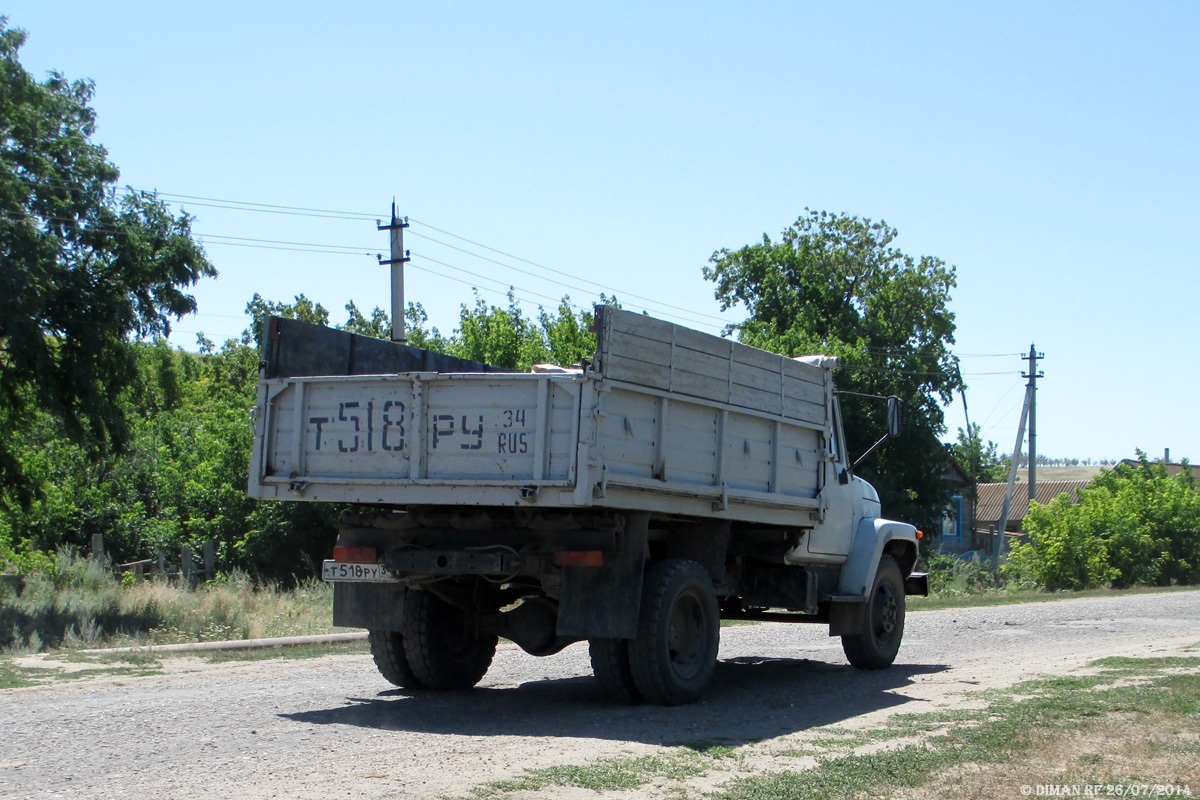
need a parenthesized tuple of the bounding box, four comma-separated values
(852, 435, 890, 469)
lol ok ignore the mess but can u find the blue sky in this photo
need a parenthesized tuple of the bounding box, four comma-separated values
(6, 1, 1198, 462)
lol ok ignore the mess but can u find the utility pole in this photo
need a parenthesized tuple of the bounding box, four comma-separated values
(377, 201, 411, 343)
(1022, 345, 1044, 502)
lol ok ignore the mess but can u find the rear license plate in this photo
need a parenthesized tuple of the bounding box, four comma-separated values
(321, 560, 398, 582)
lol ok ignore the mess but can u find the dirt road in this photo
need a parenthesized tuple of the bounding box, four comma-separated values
(3, 590, 1198, 800)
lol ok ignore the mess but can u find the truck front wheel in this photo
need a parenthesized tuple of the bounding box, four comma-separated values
(402, 589, 498, 689)
(368, 629, 424, 689)
(841, 554, 905, 670)
(628, 559, 720, 706)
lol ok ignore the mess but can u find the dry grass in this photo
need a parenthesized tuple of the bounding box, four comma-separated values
(1, 551, 339, 652)
(904, 711, 1198, 799)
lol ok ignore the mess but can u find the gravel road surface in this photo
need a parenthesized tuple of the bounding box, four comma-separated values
(3, 590, 1198, 800)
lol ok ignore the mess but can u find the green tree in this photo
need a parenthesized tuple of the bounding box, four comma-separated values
(451, 291, 548, 369)
(952, 423, 1004, 535)
(704, 209, 961, 532)
(0, 20, 214, 503)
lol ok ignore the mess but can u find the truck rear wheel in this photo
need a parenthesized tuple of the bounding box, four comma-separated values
(842, 554, 905, 670)
(402, 589, 498, 689)
(589, 638, 642, 704)
(628, 559, 720, 706)
(368, 629, 424, 689)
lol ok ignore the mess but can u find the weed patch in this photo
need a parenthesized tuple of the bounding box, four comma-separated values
(712, 656, 1200, 800)
(0, 551, 341, 651)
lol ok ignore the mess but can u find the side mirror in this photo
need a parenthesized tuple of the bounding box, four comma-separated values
(886, 396, 902, 438)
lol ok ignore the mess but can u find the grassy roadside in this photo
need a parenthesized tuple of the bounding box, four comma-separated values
(446, 651, 1200, 800)
(1, 552, 348, 653)
(909, 583, 1200, 612)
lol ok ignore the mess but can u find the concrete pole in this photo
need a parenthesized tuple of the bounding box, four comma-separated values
(1022, 345, 1044, 502)
(378, 201, 411, 344)
(995, 383, 1033, 567)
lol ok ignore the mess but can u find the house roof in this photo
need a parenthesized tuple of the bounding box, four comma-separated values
(1118, 459, 1200, 482)
(1013, 466, 1106, 482)
(974, 480, 1093, 530)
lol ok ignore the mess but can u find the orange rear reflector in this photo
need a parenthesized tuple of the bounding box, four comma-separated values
(553, 550, 604, 567)
(332, 546, 378, 563)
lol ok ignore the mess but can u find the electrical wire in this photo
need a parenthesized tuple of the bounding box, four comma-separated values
(8, 186, 1035, 364)
(99, 189, 731, 328)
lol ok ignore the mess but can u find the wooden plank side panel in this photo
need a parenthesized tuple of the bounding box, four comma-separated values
(728, 383, 783, 417)
(670, 369, 730, 404)
(730, 359, 782, 393)
(671, 344, 732, 382)
(607, 330, 674, 367)
(775, 424, 824, 497)
(610, 308, 676, 345)
(266, 390, 297, 477)
(547, 384, 580, 480)
(673, 326, 731, 360)
(599, 307, 838, 427)
(782, 396, 826, 427)
(663, 402, 718, 486)
(721, 413, 773, 492)
(602, 353, 672, 391)
(596, 387, 659, 479)
(781, 356, 829, 387)
(264, 384, 299, 477)
(775, 460, 822, 496)
(731, 342, 781, 373)
(783, 375, 828, 405)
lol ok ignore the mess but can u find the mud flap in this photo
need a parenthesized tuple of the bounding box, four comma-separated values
(828, 596, 865, 636)
(556, 511, 649, 639)
(333, 582, 406, 630)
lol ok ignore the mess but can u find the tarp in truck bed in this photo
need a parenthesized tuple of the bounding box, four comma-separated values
(261, 317, 516, 379)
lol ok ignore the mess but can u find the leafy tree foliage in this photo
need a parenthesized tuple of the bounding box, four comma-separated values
(0, 20, 213, 502)
(1006, 454, 1200, 590)
(449, 291, 600, 371)
(705, 209, 961, 532)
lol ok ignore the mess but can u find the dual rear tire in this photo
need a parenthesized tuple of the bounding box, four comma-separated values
(590, 559, 720, 706)
(368, 589, 498, 690)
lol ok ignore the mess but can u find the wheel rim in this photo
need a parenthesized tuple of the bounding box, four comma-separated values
(442, 610, 482, 659)
(871, 583, 898, 642)
(666, 591, 707, 680)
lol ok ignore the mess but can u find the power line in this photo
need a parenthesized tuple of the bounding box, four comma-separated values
(406, 218, 730, 326)
(105, 190, 730, 326)
(153, 192, 377, 219)
(142, 194, 732, 328)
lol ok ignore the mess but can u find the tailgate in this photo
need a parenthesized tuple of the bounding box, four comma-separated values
(252, 373, 582, 488)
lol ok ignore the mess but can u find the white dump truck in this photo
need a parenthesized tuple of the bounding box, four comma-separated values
(248, 306, 927, 705)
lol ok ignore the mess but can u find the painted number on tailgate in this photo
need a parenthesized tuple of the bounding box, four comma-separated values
(431, 408, 530, 454)
(308, 400, 406, 452)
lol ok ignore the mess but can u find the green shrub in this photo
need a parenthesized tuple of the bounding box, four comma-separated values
(1005, 455, 1200, 590)
(924, 552, 1004, 595)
